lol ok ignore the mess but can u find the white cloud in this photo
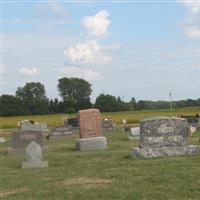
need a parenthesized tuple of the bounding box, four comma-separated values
(184, 26, 200, 39)
(60, 66, 102, 81)
(37, 2, 67, 18)
(180, 0, 200, 14)
(179, 1, 200, 39)
(64, 40, 112, 65)
(82, 10, 111, 39)
(19, 67, 39, 76)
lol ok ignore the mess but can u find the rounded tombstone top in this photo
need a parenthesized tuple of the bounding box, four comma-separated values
(78, 108, 100, 115)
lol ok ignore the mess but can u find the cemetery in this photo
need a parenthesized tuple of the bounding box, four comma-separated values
(0, 109, 200, 199)
(1, 2, 200, 199)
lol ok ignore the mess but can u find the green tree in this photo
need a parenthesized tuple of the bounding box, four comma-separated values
(130, 97, 137, 111)
(57, 77, 92, 111)
(16, 82, 49, 115)
(95, 94, 118, 112)
(0, 95, 30, 116)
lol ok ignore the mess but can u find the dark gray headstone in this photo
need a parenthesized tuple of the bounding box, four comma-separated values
(101, 120, 115, 132)
(8, 130, 43, 154)
(132, 117, 199, 158)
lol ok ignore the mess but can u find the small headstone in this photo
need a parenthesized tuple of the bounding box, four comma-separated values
(132, 117, 199, 158)
(129, 127, 140, 140)
(22, 141, 48, 169)
(0, 137, 6, 143)
(8, 130, 43, 154)
(76, 109, 107, 150)
(51, 126, 72, 139)
(101, 119, 116, 132)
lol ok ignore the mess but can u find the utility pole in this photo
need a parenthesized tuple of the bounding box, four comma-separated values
(169, 91, 172, 111)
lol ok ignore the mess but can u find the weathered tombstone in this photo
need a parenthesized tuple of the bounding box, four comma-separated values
(20, 122, 49, 136)
(22, 141, 48, 169)
(101, 119, 116, 132)
(129, 127, 140, 140)
(8, 130, 43, 155)
(51, 126, 72, 139)
(0, 137, 6, 143)
(76, 109, 107, 150)
(132, 117, 199, 158)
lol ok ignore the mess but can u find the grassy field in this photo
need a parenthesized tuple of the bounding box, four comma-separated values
(0, 128, 200, 200)
(1, 107, 200, 129)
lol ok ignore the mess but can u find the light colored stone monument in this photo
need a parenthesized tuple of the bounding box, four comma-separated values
(22, 141, 48, 169)
(76, 109, 107, 150)
(0, 137, 6, 143)
(129, 126, 140, 140)
(132, 117, 199, 158)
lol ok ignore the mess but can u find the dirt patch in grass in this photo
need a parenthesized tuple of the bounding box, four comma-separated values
(0, 187, 30, 198)
(63, 177, 113, 189)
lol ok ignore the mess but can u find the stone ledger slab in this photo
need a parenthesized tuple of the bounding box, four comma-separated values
(132, 117, 199, 158)
(76, 137, 107, 150)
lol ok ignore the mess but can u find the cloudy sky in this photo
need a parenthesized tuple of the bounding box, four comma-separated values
(1, 1, 200, 102)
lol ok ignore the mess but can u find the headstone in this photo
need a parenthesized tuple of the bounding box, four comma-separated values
(22, 141, 48, 168)
(76, 109, 107, 150)
(129, 126, 140, 140)
(101, 119, 116, 132)
(67, 118, 78, 128)
(0, 137, 6, 143)
(8, 130, 43, 154)
(132, 117, 199, 158)
(180, 115, 200, 128)
(20, 122, 49, 136)
(51, 126, 72, 139)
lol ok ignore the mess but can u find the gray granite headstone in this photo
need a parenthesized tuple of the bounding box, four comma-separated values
(8, 130, 43, 154)
(132, 117, 199, 158)
(20, 122, 49, 136)
(101, 120, 115, 132)
(22, 141, 48, 168)
(51, 126, 72, 139)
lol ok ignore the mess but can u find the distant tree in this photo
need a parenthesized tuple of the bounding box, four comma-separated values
(16, 82, 49, 115)
(95, 94, 118, 112)
(137, 100, 146, 110)
(130, 97, 137, 111)
(0, 95, 30, 116)
(57, 77, 92, 111)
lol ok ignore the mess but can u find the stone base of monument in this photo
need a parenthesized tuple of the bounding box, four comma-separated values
(132, 145, 199, 158)
(22, 161, 48, 169)
(75, 136, 107, 150)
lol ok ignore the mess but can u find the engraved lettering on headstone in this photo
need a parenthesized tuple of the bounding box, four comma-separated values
(158, 127, 174, 133)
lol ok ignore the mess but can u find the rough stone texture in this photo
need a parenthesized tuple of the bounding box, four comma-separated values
(133, 145, 199, 158)
(8, 130, 43, 155)
(78, 109, 102, 138)
(129, 127, 140, 140)
(140, 117, 188, 148)
(22, 141, 48, 168)
(76, 137, 107, 150)
(132, 117, 199, 158)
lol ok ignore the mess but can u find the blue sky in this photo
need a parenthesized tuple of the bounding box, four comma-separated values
(1, 1, 200, 102)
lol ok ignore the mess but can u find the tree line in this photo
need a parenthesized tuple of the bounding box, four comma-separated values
(0, 77, 200, 117)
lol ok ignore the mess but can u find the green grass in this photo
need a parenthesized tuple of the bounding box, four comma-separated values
(1, 107, 200, 129)
(0, 127, 200, 200)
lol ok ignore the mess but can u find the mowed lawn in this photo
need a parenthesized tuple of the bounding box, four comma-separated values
(0, 127, 200, 200)
(1, 107, 200, 129)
